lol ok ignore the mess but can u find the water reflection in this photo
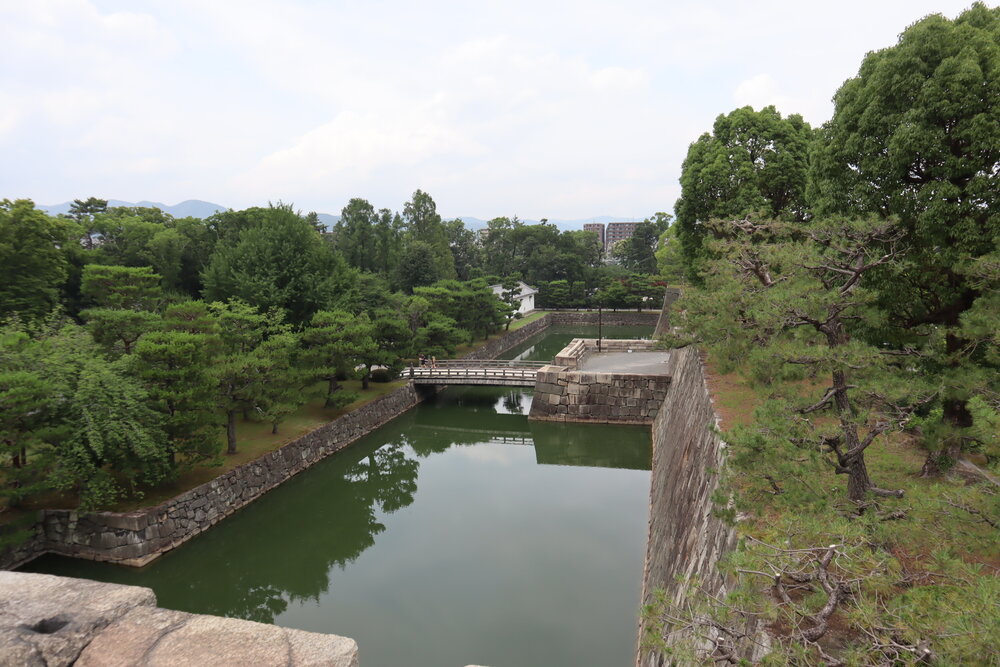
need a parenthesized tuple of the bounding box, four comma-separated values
(530, 421, 651, 470)
(24, 438, 422, 625)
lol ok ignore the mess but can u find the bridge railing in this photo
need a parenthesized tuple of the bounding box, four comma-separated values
(407, 359, 547, 382)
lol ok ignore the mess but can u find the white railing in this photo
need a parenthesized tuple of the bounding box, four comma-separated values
(407, 360, 547, 383)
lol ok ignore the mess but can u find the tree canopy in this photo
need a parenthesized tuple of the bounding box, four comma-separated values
(675, 105, 813, 280)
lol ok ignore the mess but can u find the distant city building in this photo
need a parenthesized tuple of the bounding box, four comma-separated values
(605, 221, 640, 252)
(489, 281, 537, 314)
(476, 228, 490, 244)
(582, 223, 605, 249)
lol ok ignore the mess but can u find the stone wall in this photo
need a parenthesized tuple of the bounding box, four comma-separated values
(461, 314, 553, 360)
(1, 312, 577, 571)
(0, 571, 358, 666)
(1, 384, 421, 570)
(547, 311, 659, 327)
(529, 365, 671, 424)
(637, 347, 745, 666)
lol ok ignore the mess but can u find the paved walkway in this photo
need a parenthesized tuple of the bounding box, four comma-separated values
(578, 351, 671, 375)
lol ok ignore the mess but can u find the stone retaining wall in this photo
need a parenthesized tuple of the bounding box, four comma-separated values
(461, 314, 553, 360)
(1, 384, 421, 569)
(638, 347, 747, 666)
(529, 365, 671, 424)
(547, 311, 659, 327)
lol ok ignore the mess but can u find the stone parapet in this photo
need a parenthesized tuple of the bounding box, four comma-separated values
(0, 571, 358, 666)
(553, 338, 655, 369)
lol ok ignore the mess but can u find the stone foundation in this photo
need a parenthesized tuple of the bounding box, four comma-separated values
(530, 338, 670, 424)
(529, 365, 671, 424)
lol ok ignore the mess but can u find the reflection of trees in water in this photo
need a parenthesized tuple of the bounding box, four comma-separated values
(350, 441, 419, 513)
(501, 390, 525, 415)
(151, 438, 421, 624)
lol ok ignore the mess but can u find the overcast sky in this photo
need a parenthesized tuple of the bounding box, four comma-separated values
(1, 1, 989, 220)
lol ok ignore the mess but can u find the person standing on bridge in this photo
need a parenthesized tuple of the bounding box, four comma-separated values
(431, 356, 437, 368)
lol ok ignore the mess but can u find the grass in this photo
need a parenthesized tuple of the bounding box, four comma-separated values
(111, 379, 405, 511)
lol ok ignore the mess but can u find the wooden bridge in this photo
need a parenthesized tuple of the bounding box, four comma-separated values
(407, 359, 548, 387)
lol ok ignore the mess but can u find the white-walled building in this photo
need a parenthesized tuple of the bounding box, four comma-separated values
(490, 281, 537, 314)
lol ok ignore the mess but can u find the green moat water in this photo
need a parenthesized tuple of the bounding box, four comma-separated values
(24, 326, 653, 667)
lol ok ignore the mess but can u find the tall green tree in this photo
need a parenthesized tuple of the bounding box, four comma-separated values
(810, 3, 1000, 471)
(131, 321, 221, 469)
(63, 197, 108, 249)
(301, 310, 375, 407)
(675, 105, 813, 280)
(0, 328, 63, 507)
(203, 204, 353, 324)
(0, 200, 75, 322)
(373, 208, 404, 278)
(402, 190, 456, 281)
(612, 221, 658, 274)
(335, 198, 380, 273)
(445, 218, 480, 280)
(57, 358, 171, 510)
(395, 240, 441, 294)
(209, 300, 291, 455)
(80, 265, 163, 355)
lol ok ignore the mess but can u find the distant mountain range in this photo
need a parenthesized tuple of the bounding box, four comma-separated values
(38, 199, 228, 219)
(36, 199, 637, 232)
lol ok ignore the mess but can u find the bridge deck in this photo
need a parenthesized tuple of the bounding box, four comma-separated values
(407, 360, 546, 387)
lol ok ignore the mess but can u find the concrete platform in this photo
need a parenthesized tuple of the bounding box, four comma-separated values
(578, 351, 671, 375)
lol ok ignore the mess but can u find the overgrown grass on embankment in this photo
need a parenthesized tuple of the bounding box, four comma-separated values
(3, 379, 405, 517)
(650, 358, 1000, 664)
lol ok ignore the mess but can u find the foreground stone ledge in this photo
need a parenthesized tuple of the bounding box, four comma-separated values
(0, 572, 358, 667)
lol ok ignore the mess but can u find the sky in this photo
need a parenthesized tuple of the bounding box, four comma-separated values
(1, 0, 991, 220)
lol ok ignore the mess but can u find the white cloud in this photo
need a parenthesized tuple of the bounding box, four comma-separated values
(0, 0, 988, 216)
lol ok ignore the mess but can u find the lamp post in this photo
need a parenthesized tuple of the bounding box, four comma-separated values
(597, 304, 602, 352)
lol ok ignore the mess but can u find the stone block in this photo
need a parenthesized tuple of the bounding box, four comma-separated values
(0, 572, 157, 667)
(97, 513, 149, 532)
(76, 604, 358, 667)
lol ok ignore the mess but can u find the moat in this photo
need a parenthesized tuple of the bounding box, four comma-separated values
(24, 325, 653, 667)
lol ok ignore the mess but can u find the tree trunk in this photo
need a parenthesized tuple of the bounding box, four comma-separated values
(921, 333, 975, 476)
(271, 422, 279, 435)
(362, 371, 370, 391)
(324, 377, 340, 408)
(226, 410, 238, 455)
(846, 456, 874, 502)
